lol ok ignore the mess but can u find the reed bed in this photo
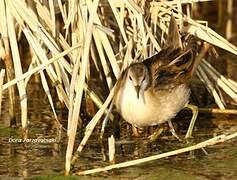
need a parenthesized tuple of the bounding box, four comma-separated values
(0, 0, 237, 175)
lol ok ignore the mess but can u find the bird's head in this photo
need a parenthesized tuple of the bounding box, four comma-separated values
(127, 63, 149, 99)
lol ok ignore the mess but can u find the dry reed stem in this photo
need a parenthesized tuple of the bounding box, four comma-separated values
(2, 44, 81, 91)
(12, 0, 72, 75)
(202, 59, 237, 94)
(200, 62, 237, 102)
(0, 69, 5, 115)
(35, 57, 59, 122)
(67, 53, 81, 135)
(49, 0, 56, 37)
(37, 29, 71, 92)
(77, 132, 237, 175)
(9, 0, 71, 105)
(199, 108, 237, 115)
(84, 84, 114, 121)
(196, 67, 225, 109)
(35, 1, 75, 64)
(144, 22, 161, 52)
(126, 0, 144, 14)
(108, 0, 128, 43)
(71, 85, 116, 165)
(6, 4, 28, 129)
(64, 0, 76, 30)
(56, 0, 67, 23)
(108, 135, 115, 163)
(226, 0, 233, 40)
(86, 0, 120, 79)
(0, 1, 7, 38)
(123, 39, 133, 70)
(94, 24, 115, 39)
(24, 53, 36, 87)
(65, 0, 100, 174)
(150, 2, 237, 56)
(0, 0, 16, 122)
(92, 30, 113, 89)
(186, 18, 237, 56)
(100, 101, 114, 139)
(23, 28, 70, 107)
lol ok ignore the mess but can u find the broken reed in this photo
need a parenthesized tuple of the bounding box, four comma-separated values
(0, 0, 237, 175)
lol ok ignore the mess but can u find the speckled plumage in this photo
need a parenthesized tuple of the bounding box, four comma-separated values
(114, 14, 199, 128)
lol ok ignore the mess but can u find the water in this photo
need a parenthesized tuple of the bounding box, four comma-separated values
(0, 83, 237, 179)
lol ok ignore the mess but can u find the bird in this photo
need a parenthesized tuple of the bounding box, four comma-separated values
(114, 14, 201, 139)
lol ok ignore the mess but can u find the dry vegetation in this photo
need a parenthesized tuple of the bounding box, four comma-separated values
(0, 0, 237, 175)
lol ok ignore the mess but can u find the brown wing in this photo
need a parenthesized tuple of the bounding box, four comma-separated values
(142, 14, 200, 90)
(149, 47, 194, 90)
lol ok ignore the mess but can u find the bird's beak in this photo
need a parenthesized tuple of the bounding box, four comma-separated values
(134, 85, 140, 99)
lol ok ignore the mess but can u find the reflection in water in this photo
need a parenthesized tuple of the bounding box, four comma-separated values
(0, 82, 65, 177)
(0, 83, 237, 179)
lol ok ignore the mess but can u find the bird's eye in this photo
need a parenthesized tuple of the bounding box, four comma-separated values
(142, 76, 146, 81)
(129, 76, 132, 81)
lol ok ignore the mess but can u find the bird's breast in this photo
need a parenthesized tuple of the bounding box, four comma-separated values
(114, 82, 190, 127)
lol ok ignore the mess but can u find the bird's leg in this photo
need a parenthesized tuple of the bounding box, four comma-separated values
(100, 102, 114, 140)
(185, 104, 198, 139)
(168, 120, 181, 141)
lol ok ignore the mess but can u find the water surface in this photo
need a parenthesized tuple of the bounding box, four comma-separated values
(0, 83, 237, 179)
